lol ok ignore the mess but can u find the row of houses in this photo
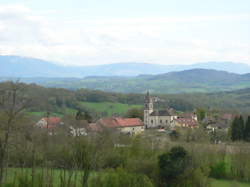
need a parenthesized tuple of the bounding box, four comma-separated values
(35, 92, 198, 135)
(34, 92, 201, 135)
(35, 92, 233, 136)
(36, 116, 145, 135)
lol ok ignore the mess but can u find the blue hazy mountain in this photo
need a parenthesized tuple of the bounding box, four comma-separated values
(1, 55, 250, 77)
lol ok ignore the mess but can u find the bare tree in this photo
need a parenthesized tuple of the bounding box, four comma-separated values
(0, 81, 30, 184)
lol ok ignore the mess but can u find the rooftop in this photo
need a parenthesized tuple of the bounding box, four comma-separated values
(150, 110, 172, 116)
(98, 117, 144, 128)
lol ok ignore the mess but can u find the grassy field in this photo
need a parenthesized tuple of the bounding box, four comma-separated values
(28, 102, 142, 119)
(5, 168, 84, 186)
(211, 179, 250, 187)
(79, 101, 142, 116)
(4, 168, 250, 187)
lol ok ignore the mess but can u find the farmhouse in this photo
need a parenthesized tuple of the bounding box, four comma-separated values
(96, 117, 144, 135)
(36, 117, 63, 129)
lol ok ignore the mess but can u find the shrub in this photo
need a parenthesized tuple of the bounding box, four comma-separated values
(158, 146, 189, 186)
(210, 161, 227, 179)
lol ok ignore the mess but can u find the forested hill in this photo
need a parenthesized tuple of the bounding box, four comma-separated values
(1, 82, 250, 115)
(3, 69, 250, 94)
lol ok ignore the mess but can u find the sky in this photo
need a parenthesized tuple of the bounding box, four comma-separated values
(0, 0, 249, 66)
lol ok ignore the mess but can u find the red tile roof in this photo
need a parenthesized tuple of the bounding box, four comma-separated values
(221, 113, 234, 120)
(42, 117, 61, 125)
(98, 117, 144, 128)
(39, 117, 61, 129)
(174, 118, 198, 127)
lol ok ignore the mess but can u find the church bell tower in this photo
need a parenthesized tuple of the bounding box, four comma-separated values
(144, 91, 154, 128)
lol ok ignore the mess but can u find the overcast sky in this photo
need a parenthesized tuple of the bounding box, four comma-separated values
(0, 0, 249, 66)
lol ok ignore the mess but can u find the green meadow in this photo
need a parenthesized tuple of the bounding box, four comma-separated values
(79, 101, 142, 116)
(5, 168, 250, 187)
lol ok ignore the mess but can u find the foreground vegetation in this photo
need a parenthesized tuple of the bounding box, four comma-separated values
(1, 82, 250, 186)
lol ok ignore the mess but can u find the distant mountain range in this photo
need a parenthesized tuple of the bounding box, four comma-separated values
(1, 68, 250, 94)
(1, 55, 250, 77)
(2, 55, 250, 94)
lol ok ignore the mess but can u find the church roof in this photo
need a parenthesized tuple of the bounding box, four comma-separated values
(150, 110, 172, 116)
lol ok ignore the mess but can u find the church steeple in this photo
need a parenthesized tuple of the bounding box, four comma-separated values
(144, 91, 154, 128)
(144, 91, 153, 111)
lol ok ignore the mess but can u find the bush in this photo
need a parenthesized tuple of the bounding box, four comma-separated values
(158, 146, 189, 186)
(102, 153, 127, 169)
(210, 161, 227, 179)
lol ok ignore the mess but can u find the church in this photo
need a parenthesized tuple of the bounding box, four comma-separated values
(144, 91, 178, 129)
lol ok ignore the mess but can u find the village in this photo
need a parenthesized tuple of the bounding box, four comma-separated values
(35, 92, 234, 138)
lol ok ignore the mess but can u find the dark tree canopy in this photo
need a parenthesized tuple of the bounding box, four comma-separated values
(158, 146, 189, 186)
(231, 115, 245, 141)
(244, 116, 250, 141)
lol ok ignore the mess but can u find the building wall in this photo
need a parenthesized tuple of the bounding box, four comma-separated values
(118, 126, 145, 135)
(36, 119, 47, 128)
(147, 115, 177, 128)
(144, 109, 153, 128)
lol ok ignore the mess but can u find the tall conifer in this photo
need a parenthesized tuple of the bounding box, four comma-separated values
(244, 116, 250, 141)
(231, 116, 238, 141)
(238, 115, 245, 141)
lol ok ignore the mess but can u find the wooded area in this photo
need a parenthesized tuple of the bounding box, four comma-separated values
(1, 82, 250, 186)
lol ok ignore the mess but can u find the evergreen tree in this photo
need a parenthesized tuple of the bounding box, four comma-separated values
(244, 116, 250, 141)
(238, 115, 245, 140)
(231, 115, 245, 141)
(231, 116, 239, 141)
(158, 146, 189, 186)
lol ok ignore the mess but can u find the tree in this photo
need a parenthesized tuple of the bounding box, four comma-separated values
(244, 116, 250, 141)
(0, 82, 30, 184)
(231, 116, 238, 141)
(125, 108, 143, 120)
(158, 146, 189, 186)
(238, 115, 245, 140)
(231, 115, 245, 141)
(76, 110, 92, 123)
(196, 108, 206, 122)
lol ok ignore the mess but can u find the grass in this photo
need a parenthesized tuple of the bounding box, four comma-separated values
(28, 111, 63, 118)
(27, 102, 142, 119)
(5, 168, 85, 186)
(211, 179, 250, 187)
(5, 168, 250, 187)
(27, 108, 78, 118)
(79, 101, 142, 116)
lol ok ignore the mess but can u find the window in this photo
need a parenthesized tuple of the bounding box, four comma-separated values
(160, 120, 162, 123)
(151, 120, 153, 124)
(166, 120, 168, 123)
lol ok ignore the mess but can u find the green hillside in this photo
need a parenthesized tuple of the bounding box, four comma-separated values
(79, 101, 142, 116)
(9, 69, 250, 94)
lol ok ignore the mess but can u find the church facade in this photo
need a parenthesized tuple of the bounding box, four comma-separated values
(144, 91, 177, 129)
